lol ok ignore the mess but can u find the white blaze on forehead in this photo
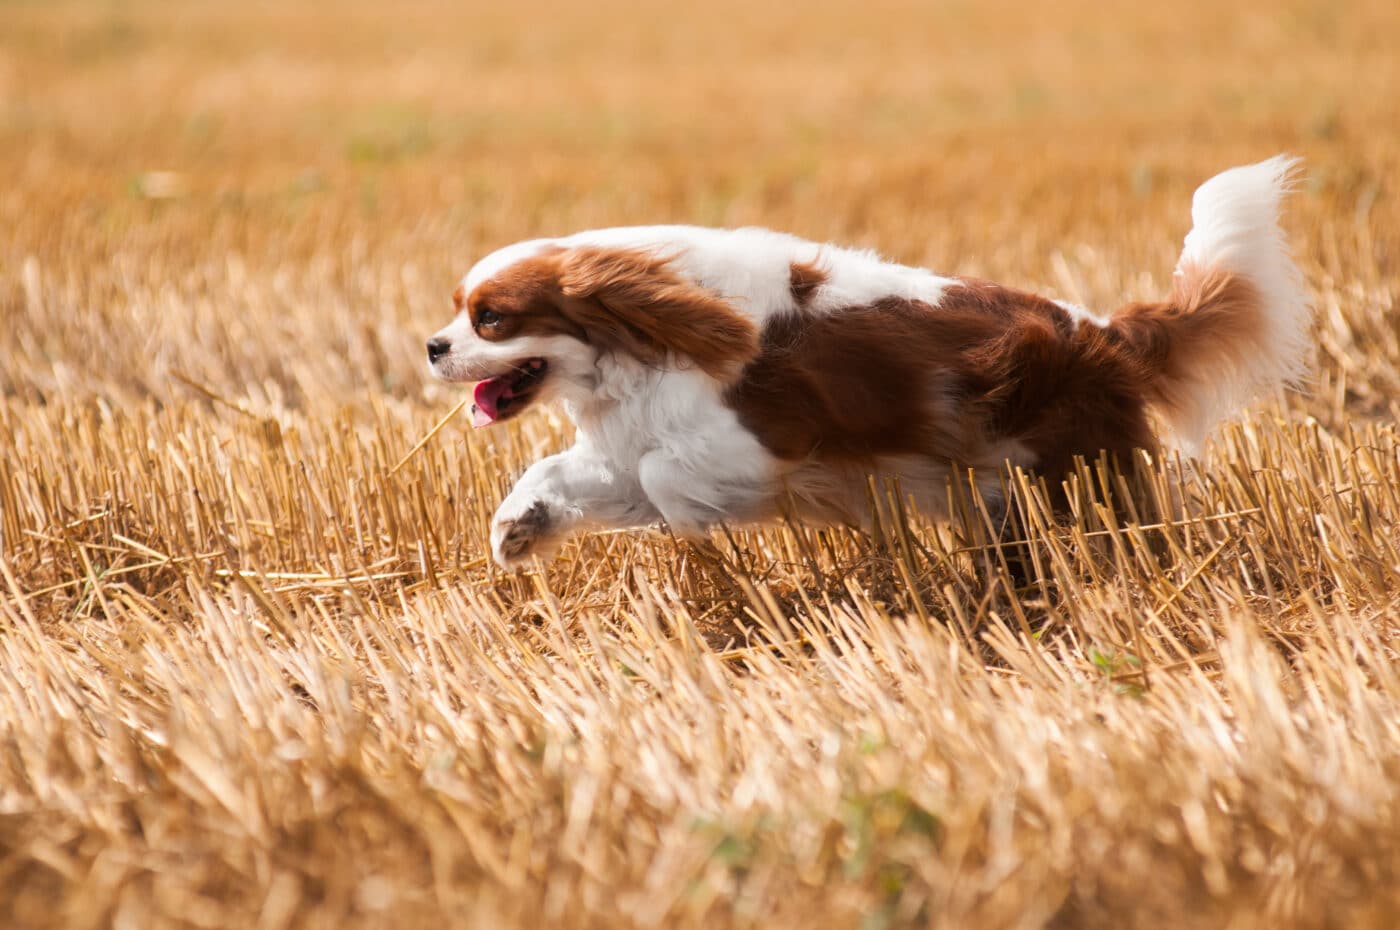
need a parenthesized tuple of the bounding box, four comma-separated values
(459, 237, 558, 298)
(432, 234, 598, 389)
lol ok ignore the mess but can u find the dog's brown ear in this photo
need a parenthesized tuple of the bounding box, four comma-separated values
(553, 246, 759, 380)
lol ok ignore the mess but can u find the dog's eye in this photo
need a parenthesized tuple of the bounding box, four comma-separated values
(477, 309, 502, 328)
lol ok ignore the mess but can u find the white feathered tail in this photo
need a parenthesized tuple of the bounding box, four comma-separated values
(1110, 156, 1312, 451)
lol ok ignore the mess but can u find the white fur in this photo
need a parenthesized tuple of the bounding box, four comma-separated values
(1164, 155, 1311, 447)
(483, 358, 781, 567)
(460, 238, 554, 293)
(1052, 298, 1108, 328)
(454, 225, 957, 329)
(428, 163, 1309, 567)
(431, 226, 960, 567)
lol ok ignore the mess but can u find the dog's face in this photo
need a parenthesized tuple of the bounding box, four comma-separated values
(428, 242, 760, 427)
(428, 243, 597, 427)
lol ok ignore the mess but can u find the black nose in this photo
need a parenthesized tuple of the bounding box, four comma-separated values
(426, 336, 451, 362)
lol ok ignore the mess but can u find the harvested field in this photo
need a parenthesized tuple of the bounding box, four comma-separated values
(2, 1, 1399, 927)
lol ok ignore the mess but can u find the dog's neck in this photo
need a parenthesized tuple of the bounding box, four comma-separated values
(560, 352, 733, 462)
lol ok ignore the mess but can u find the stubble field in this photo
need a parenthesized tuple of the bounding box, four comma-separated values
(2, 1, 1399, 927)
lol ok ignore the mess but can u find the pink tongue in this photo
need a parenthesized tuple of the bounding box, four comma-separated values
(471, 377, 512, 428)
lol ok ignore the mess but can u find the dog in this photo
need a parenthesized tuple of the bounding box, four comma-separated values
(427, 157, 1310, 569)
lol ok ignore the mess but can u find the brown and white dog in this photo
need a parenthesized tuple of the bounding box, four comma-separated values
(427, 157, 1310, 569)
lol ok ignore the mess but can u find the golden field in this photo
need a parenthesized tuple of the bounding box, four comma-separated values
(2, 1, 1399, 927)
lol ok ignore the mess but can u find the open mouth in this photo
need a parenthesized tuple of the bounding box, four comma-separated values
(471, 359, 549, 428)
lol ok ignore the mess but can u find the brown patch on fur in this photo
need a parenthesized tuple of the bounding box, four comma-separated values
(945, 278, 1162, 480)
(452, 284, 466, 311)
(1107, 267, 1263, 429)
(468, 247, 1262, 489)
(467, 246, 759, 380)
(724, 300, 978, 463)
(726, 275, 1246, 489)
(466, 248, 587, 344)
(728, 271, 1264, 488)
(788, 259, 828, 306)
(555, 247, 759, 379)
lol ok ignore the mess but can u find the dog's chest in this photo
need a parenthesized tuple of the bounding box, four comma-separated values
(569, 369, 761, 477)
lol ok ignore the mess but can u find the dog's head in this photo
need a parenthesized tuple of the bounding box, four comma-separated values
(428, 242, 758, 426)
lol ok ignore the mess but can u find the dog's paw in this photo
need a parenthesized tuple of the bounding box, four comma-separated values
(490, 499, 556, 570)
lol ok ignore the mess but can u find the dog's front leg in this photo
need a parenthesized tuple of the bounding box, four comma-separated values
(490, 445, 653, 569)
